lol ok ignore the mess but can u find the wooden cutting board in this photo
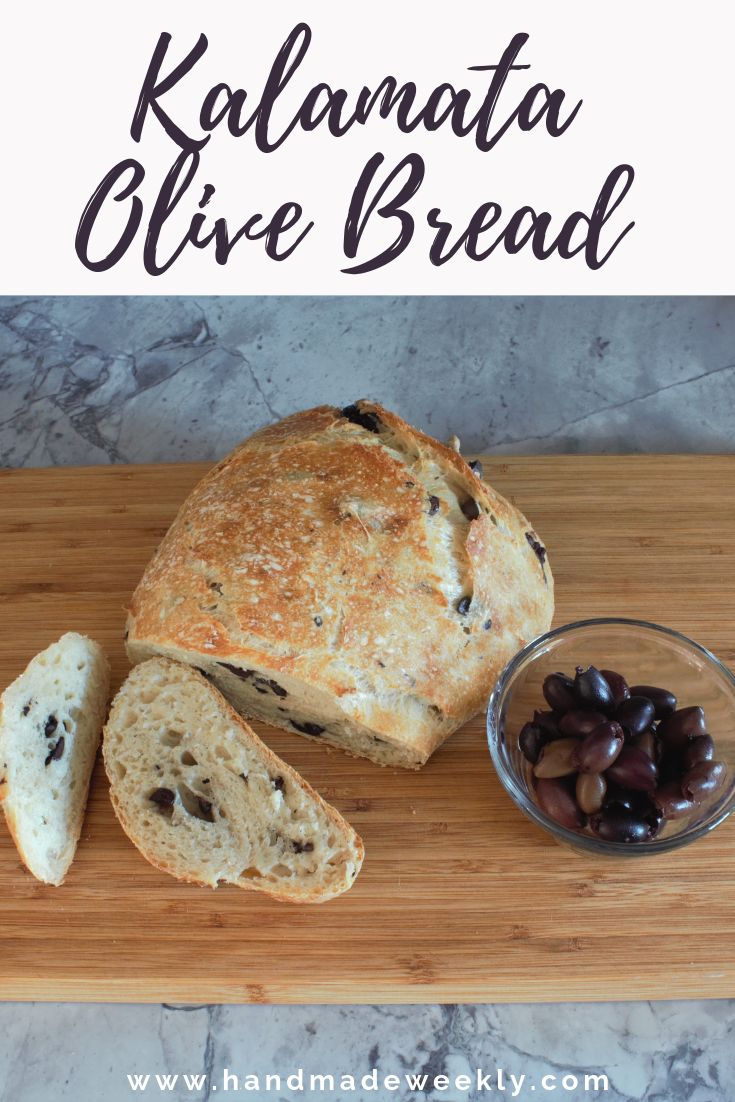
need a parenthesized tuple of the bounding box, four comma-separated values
(0, 456, 734, 1004)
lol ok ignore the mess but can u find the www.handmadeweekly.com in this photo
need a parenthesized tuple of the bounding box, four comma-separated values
(126, 1066, 611, 1096)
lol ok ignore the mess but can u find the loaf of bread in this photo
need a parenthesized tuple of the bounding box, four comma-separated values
(126, 401, 554, 768)
(0, 632, 110, 885)
(103, 658, 363, 902)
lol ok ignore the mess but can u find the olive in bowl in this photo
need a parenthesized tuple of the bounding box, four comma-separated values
(487, 619, 735, 856)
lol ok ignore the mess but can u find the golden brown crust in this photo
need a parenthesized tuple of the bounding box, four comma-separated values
(0, 804, 38, 882)
(127, 402, 553, 764)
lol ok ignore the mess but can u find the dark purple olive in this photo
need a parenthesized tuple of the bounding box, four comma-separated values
(603, 786, 653, 816)
(534, 738, 580, 779)
(576, 772, 607, 814)
(535, 778, 584, 829)
(150, 787, 175, 807)
(573, 721, 624, 774)
(558, 710, 607, 738)
(653, 783, 699, 820)
(591, 806, 651, 843)
(603, 785, 637, 812)
(605, 746, 658, 792)
(645, 799, 665, 834)
(518, 723, 544, 764)
(542, 673, 577, 712)
(600, 669, 630, 706)
(533, 710, 563, 739)
(461, 497, 480, 521)
(629, 685, 677, 719)
(682, 760, 727, 801)
(616, 696, 656, 738)
(682, 734, 715, 770)
(656, 742, 683, 779)
(631, 730, 658, 762)
(659, 706, 707, 749)
(573, 665, 614, 711)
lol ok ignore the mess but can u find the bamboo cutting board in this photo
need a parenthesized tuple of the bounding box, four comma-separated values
(0, 456, 734, 1004)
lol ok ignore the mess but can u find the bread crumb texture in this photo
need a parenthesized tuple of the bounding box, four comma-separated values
(103, 659, 363, 902)
(0, 632, 110, 885)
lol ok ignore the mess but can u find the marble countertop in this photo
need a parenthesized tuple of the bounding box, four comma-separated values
(1, 295, 734, 1102)
(1, 296, 733, 466)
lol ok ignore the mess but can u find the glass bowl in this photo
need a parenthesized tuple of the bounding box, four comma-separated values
(486, 618, 735, 856)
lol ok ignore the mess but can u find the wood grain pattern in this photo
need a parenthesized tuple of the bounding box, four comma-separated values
(0, 456, 734, 1004)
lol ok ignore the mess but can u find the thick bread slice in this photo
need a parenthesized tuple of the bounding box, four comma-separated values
(126, 401, 554, 768)
(0, 633, 110, 885)
(103, 658, 364, 902)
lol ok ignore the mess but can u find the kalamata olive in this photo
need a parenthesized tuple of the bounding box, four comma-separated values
(603, 785, 637, 812)
(603, 786, 653, 816)
(576, 772, 607, 814)
(536, 778, 585, 829)
(605, 746, 658, 791)
(653, 783, 699, 820)
(645, 801, 665, 837)
(616, 696, 656, 738)
(573, 721, 625, 773)
(542, 673, 577, 712)
(682, 760, 727, 800)
(524, 664, 721, 843)
(573, 666, 614, 711)
(534, 738, 580, 779)
(600, 669, 630, 706)
(629, 685, 677, 719)
(533, 709, 562, 737)
(656, 742, 683, 779)
(592, 806, 651, 843)
(659, 706, 707, 749)
(631, 730, 658, 761)
(150, 787, 175, 807)
(558, 710, 607, 737)
(682, 734, 715, 770)
(518, 723, 544, 764)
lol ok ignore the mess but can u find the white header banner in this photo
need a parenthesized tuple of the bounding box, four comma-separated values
(2, 0, 732, 293)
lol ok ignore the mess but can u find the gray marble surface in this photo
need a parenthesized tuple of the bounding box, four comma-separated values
(1, 295, 734, 1102)
(0, 296, 733, 466)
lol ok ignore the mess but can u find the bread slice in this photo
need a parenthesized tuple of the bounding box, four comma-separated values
(103, 658, 364, 902)
(126, 401, 553, 768)
(0, 633, 110, 885)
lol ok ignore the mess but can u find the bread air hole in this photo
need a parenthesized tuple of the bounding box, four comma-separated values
(114, 762, 127, 780)
(271, 864, 293, 878)
(177, 783, 215, 823)
(181, 751, 197, 766)
(161, 730, 183, 748)
(240, 867, 262, 879)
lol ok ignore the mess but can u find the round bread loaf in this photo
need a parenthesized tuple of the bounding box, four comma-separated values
(126, 401, 554, 768)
